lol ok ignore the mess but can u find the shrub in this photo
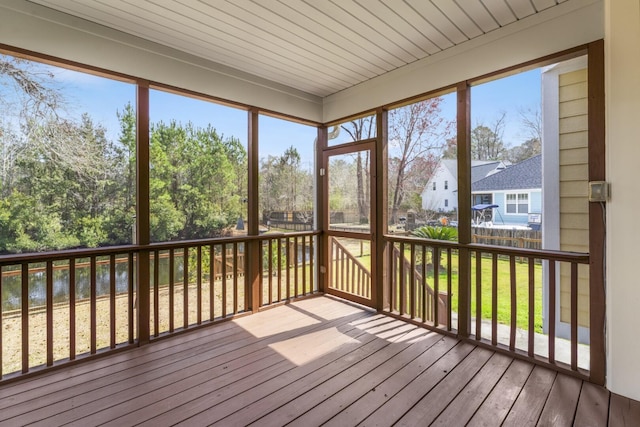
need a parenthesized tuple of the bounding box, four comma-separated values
(412, 225, 458, 241)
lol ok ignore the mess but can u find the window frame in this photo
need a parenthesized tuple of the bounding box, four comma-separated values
(505, 192, 530, 215)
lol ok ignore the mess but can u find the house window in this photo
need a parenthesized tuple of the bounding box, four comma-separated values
(444, 199, 448, 207)
(444, 180, 448, 190)
(433, 182, 436, 191)
(506, 193, 529, 214)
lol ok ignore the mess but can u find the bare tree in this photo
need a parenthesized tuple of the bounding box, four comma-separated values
(518, 106, 542, 142)
(388, 98, 451, 224)
(471, 112, 507, 161)
(341, 116, 374, 224)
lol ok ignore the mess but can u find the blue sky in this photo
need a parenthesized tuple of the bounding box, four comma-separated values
(48, 65, 318, 165)
(5, 53, 541, 163)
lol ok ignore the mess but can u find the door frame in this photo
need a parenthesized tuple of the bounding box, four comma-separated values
(322, 139, 377, 308)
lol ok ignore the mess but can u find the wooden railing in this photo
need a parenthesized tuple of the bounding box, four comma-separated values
(388, 242, 450, 328)
(385, 235, 596, 381)
(0, 230, 601, 384)
(466, 244, 590, 375)
(0, 246, 137, 379)
(0, 231, 318, 382)
(259, 232, 317, 306)
(328, 237, 371, 300)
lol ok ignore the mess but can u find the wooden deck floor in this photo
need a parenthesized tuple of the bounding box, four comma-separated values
(1, 296, 639, 426)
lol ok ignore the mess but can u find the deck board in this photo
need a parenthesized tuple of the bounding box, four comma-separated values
(502, 365, 557, 426)
(610, 392, 640, 426)
(431, 352, 513, 425)
(0, 296, 637, 427)
(536, 373, 582, 426)
(396, 346, 494, 425)
(574, 381, 611, 426)
(467, 359, 534, 426)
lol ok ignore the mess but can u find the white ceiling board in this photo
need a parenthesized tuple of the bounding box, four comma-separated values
(405, 0, 469, 45)
(432, 0, 484, 39)
(22, 0, 589, 102)
(507, 0, 538, 18)
(532, 0, 558, 11)
(482, 0, 519, 26)
(381, 0, 455, 50)
(457, 0, 501, 32)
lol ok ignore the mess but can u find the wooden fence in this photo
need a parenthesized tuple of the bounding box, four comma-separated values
(471, 226, 541, 249)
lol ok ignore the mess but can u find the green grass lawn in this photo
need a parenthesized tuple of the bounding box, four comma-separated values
(446, 254, 543, 333)
(335, 248, 543, 333)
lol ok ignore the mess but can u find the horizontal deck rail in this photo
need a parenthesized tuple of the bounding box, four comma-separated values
(0, 231, 319, 383)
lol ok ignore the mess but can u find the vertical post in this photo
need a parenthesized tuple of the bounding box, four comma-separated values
(588, 39, 606, 385)
(247, 108, 261, 312)
(375, 107, 388, 311)
(136, 81, 151, 345)
(457, 81, 472, 338)
(316, 126, 327, 293)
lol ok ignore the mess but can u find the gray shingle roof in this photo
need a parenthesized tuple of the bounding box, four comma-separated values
(440, 159, 504, 183)
(471, 155, 541, 192)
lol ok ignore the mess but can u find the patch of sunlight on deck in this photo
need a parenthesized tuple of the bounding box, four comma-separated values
(268, 326, 359, 365)
(235, 306, 321, 338)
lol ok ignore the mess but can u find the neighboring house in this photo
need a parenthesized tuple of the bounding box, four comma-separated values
(421, 159, 505, 212)
(471, 155, 542, 227)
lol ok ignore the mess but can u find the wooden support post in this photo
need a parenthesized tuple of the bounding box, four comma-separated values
(457, 81, 472, 338)
(375, 107, 388, 311)
(247, 108, 261, 312)
(588, 39, 606, 386)
(136, 81, 151, 345)
(316, 126, 327, 294)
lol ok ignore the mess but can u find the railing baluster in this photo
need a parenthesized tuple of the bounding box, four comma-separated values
(571, 262, 578, 370)
(277, 238, 282, 302)
(153, 250, 159, 337)
(309, 236, 314, 293)
(294, 237, 299, 297)
(286, 237, 291, 300)
(233, 242, 239, 313)
(338, 243, 343, 293)
(127, 254, 133, 344)
(197, 246, 202, 324)
(221, 244, 227, 318)
(509, 255, 516, 351)
(409, 244, 416, 319)
(549, 260, 556, 364)
(387, 242, 394, 312)
(399, 242, 405, 316)
(209, 245, 214, 321)
(268, 239, 273, 305)
(491, 253, 498, 346)
(422, 245, 427, 323)
(169, 249, 175, 332)
(21, 263, 29, 373)
(183, 247, 189, 328)
(528, 256, 535, 357)
(434, 247, 440, 327)
(90, 256, 97, 354)
(302, 235, 307, 295)
(447, 248, 452, 331)
(110, 254, 116, 348)
(46, 261, 53, 366)
(476, 251, 482, 340)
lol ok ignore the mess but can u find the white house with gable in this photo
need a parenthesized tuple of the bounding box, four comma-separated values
(421, 159, 506, 213)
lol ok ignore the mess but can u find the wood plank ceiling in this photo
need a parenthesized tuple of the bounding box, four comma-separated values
(29, 0, 569, 98)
